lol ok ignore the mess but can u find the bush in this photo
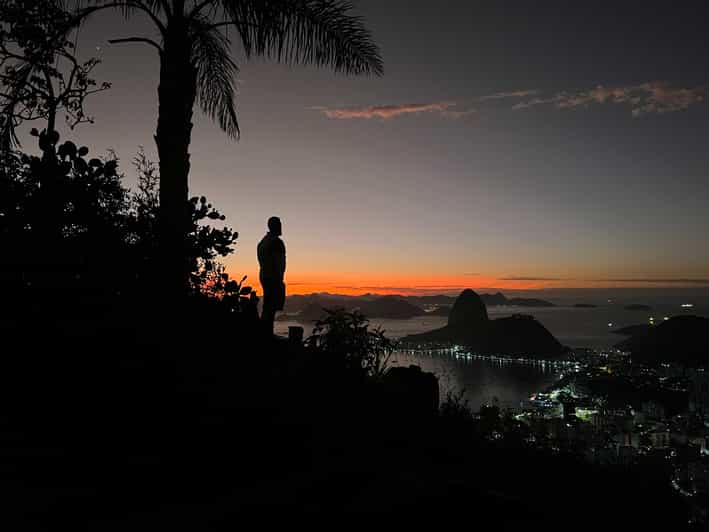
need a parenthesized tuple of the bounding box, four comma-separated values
(0, 132, 250, 314)
(307, 308, 394, 379)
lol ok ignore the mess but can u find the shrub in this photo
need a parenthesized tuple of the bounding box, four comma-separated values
(307, 308, 394, 379)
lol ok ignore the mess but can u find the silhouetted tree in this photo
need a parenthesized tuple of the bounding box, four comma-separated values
(74, 0, 383, 298)
(128, 149, 240, 296)
(0, 135, 245, 315)
(1, 0, 113, 244)
(0, 131, 130, 315)
(0, 0, 110, 152)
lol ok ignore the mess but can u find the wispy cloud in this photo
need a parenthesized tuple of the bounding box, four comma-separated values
(316, 102, 448, 120)
(479, 90, 538, 101)
(513, 81, 707, 116)
(593, 278, 709, 284)
(333, 285, 473, 293)
(314, 102, 475, 120)
(315, 82, 706, 122)
(498, 276, 565, 281)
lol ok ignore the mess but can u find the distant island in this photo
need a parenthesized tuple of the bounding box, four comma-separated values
(479, 292, 555, 307)
(624, 304, 653, 311)
(402, 289, 568, 359)
(574, 303, 598, 308)
(288, 295, 427, 322)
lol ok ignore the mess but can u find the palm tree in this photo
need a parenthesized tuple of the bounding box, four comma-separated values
(77, 1, 383, 298)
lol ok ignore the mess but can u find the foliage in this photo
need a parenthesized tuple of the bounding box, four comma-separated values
(307, 308, 394, 379)
(0, 128, 128, 245)
(0, 133, 248, 307)
(75, 0, 383, 142)
(440, 389, 475, 421)
(0, 0, 110, 150)
(127, 148, 242, 297)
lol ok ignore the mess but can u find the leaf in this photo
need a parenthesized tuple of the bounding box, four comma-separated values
(240, 286, 252, 295)
(74, 158, 87, 173)
(78, 146, 89, 157)
(58, 141, 77, 160)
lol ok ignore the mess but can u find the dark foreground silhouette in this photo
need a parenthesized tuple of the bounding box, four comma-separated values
(258, 216, 287, 335)
(0, 300, 689, 529)
(0, 136, 691, 526)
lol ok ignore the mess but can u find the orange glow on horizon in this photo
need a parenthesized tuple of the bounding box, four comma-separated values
(229, 271, 680, 296)
(226, 268, 709, 296)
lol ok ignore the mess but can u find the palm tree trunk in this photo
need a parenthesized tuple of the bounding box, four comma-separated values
(154, 23, 197, 301)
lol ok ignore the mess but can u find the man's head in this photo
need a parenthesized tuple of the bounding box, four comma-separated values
(268, 216, 282, 236)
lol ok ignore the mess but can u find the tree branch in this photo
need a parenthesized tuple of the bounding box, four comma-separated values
(108, 37, 163, 52)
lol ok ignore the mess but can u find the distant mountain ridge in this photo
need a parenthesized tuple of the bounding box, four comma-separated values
(283, 291, 555, 319)
(287, 295, 427, 322)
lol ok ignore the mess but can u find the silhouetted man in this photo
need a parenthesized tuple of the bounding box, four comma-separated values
(257, 216, 286, 335)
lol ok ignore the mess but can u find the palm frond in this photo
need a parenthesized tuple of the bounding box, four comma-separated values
(217, 0, 383, 76)
(191, 16, 240, 139)
(0, 62, 35, 151)
(73, 1, 168, 34)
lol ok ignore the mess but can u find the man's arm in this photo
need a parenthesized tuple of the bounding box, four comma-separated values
(279, 239, 286, 277)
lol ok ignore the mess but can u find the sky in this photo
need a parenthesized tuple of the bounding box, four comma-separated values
(23, 1, 709, 295)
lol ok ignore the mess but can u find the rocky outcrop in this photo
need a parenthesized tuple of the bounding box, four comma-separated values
(615, 316, 709, 366)
(448, 289, 488, 329)
(402, 289, 566, 359)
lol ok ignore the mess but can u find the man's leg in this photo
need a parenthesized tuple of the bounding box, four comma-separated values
(262, 308, 275, 335)
(261, 288, 275, 335)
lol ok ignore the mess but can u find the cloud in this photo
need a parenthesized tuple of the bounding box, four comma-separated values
(593, 278, 709, 284)
(479, 90, 538, 101)
(317, 102, 450, 119)
(498, 276, 565, 281)
(315, 82, 706, 123)
(314, 102, 475, 120)
(513, 81, 707, 116)
(333, 285, 473, 294)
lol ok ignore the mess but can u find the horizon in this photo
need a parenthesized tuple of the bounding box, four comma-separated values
(284, 285, 709, 299)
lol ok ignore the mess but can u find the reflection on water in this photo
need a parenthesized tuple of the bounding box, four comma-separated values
(276, 316, 561, 411)
(391, 350, 561, 411)
(275, 302, 708, 411)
